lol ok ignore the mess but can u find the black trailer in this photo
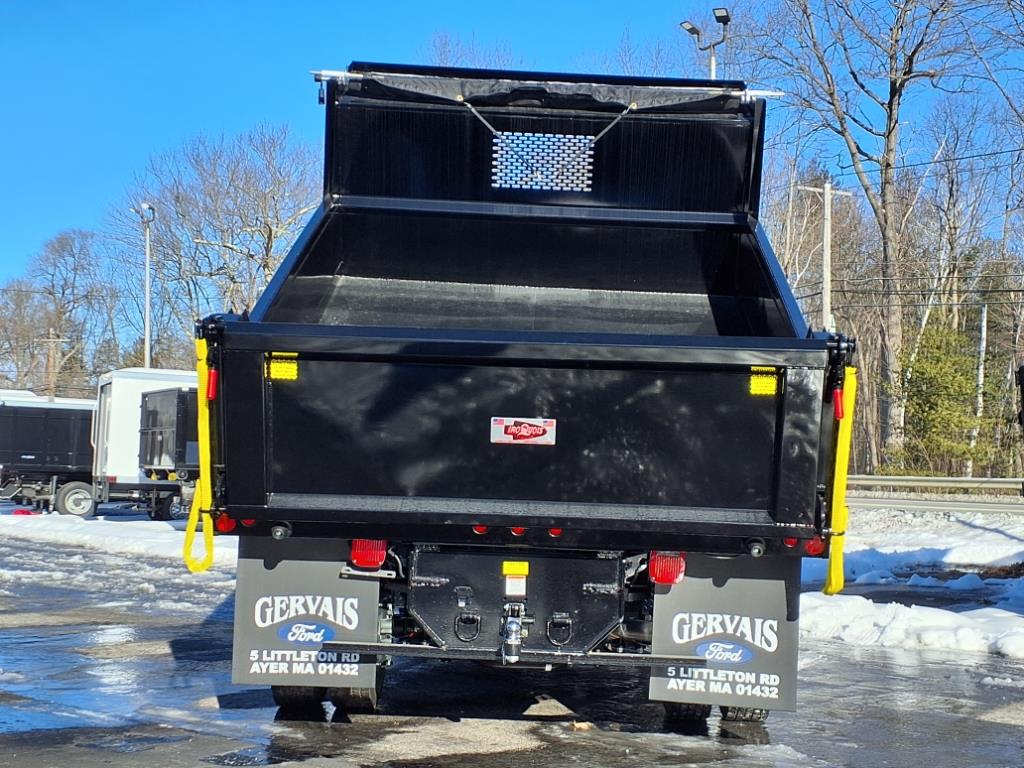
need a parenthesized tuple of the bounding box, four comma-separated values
(139, 387, 199, 520)
(192, 64, 857, 721)
(0, 396, 96, 516)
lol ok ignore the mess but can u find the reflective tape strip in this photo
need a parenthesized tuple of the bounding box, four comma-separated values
(267, 351, 299, 381)
(749, 365, 778, 396)
(502, 560, 530, 576)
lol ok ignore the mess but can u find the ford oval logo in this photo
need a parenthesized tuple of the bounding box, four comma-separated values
(696, 640, 755, 665)
(278, 622, 336, 645)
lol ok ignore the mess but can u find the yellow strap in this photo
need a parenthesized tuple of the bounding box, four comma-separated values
(824, 367, 857, 595)
(184, 337, 215, 573)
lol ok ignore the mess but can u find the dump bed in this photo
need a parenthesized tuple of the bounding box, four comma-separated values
(139, 387, 199, 474)
(203, 64, 850, 553)
(0, 398, 95, 478)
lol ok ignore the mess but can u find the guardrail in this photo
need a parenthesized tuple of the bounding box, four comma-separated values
(846, 497, 1024, 514)
(847, 475, 1024, 493)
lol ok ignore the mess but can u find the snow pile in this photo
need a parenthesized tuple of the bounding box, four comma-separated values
(798, 506, 1024, 659)
(3, 502, 1024, 662)
(801, 593, 1024, 659)
(0, 512, 238, 568)
(845, 505, 1023, 568)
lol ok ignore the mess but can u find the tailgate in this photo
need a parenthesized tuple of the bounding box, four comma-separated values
(217, 333, 831, 534)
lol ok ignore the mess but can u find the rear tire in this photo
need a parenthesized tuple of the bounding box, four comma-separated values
(328, 667, 386, 713)
(271, 685, 326, 709)
(664, 702, 712, 721)
(719, 706, 770, 722)
(151, 494, 186, 521)
(54, 482, 95, 518)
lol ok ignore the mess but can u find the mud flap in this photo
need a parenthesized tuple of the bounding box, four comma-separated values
(232, 557, 381, 689)
(648, 555, 800, 711)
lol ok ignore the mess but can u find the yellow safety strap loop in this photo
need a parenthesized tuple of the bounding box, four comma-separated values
(824, 367, 857, 595)
(184, 337, 215, 573)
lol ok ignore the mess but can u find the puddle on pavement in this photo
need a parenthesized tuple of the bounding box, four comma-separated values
(75, 728, 191, 753)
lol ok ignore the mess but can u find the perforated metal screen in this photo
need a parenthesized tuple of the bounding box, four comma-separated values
(491, 132, 595, 192)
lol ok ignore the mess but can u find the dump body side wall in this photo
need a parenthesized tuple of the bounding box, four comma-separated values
(0, 404, 94, 476)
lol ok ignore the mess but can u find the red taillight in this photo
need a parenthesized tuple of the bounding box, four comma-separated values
(207, 368, 219, 401)
(547, 528, 563, 538)
(804, 537, 826, 556)
(648, 551, 686, 585)
(350, 538, 388, 568)
(472, 525, 489, 535)
(510, 527, 526, 537)
(241, 519, 256, 527)
(214, 514, 236, 533)
(783, 537, 798, 548)
(833, 388, 844, 419)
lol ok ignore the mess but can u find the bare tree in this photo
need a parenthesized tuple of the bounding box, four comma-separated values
(108, 125, 320, 352)
(740, 0, 994, 467)
(426, 32, 520, 69)
(0, 231, 117, 395)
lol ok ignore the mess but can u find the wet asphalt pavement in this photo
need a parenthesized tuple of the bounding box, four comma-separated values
(1, 534, 1023, 767)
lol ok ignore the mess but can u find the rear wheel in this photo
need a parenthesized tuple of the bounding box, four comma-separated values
(54, 482, 95, 517)
(664, 702, 712, 721)
(328, 667, 386, 714)
(271, 685, 326, 709)
(719, 706, 770, 722)
(151, 494, 186, 521)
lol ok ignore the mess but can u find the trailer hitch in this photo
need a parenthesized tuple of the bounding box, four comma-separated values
(500, 602, 534, 664)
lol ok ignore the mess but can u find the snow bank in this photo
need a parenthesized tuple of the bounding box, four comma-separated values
(3, 502, 1024, 662)
(0, 512, 237, 568)
(803, 506, 1024, 583)
(801, 593, 1024, 659)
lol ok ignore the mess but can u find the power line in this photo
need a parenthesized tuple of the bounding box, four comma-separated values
(834, 147, 1024, 178)
(799, 286, 1024, 298)
(763, 148, 1024, 195)
(834, 299, 1024, 309)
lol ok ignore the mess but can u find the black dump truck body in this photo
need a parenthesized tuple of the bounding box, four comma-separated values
(194, 64, 856, 718)
(0, 395, 97, 516)
(139, 386, 199, 520)
(140, 387, 199, 478)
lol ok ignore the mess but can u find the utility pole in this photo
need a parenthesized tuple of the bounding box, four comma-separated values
(797, 181, 852, 331)
(966, 304, 988, 479)
(43, 328, 63, 400)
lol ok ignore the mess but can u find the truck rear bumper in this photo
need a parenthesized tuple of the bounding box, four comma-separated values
(320, 640, 704, 669)
(233, 494, 811, 554)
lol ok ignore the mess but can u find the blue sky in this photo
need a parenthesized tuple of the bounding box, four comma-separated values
(0, 1, 714, 282)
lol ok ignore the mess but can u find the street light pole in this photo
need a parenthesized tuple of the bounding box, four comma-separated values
(680, 8, 731, 80)
(131, 202, 157, 368)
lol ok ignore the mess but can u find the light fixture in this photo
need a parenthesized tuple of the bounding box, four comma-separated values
(680, 7, 732, 79)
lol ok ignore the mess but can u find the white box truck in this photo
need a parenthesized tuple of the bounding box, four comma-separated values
(92, 368, 196, 518)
